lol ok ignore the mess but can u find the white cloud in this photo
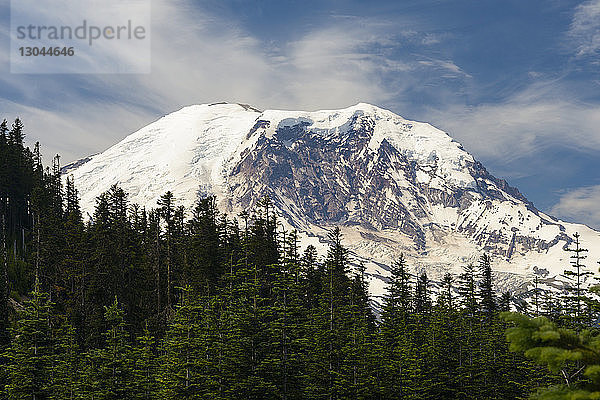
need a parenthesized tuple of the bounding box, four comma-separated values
(551, 185, 600, 229)
(568, 0, 600, 57)
(273, 23, 410, 110)
(427, 82, 600, 162)
(417, 58, 470, 77)
(421, 33, 442, 45)
(0, 99, 153, 164)
(1, 1, 470, 163)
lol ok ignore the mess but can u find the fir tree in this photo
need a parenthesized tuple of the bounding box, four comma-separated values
(158, 286, 210, 399)
(414, 272, 432, 315)
(85, 297, 136, 400)
(133, 325, 158, 399)
(5, 280, 53, 400)
(49, 320, 80, 400)
(157, 192, 177, 312)
(503, 312, 599, 398)
(186, 196, 224, 290)
(458, 263, 478, 317)
(479, 254, 496, 320)
(562, 232, 592, 328)
(378, 255, 414, 399)
(439, 272, 454, 310)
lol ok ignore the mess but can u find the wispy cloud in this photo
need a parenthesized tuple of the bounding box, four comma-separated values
(568, 0, 600, 57)
(417, 58, 470, 78)
(1, 1, 469, 163)
(551, 185, 600, 229)
(0, 99, 153, 163)
(427, 82, 600, 162)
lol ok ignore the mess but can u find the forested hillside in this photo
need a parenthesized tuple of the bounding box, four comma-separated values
(4, 118, 600, 399)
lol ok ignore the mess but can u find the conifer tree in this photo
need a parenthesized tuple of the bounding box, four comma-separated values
(378, 255, 415, 399)
(133, 325, 158, 400)
(479, 254, 496, 319)
(0, 207, 8, 348)
(304, 227, 353, 399)
(343, 263, 376, 399)
(50, 320, 80, 400)
(428, 290, 461, 399)
(301, 245, 322, 310)
(414, 272, 432, 314)
(458, 263, 478, 317)
(187, 196, 223, 290)
(146, 209, 163, 318)
(440, 272, 454, 310)
(157, 192, 177, 312)
(503, 312, 599, 399)
(562, 232, 592, 328)
(85, 297, 136, 400)
(0, 128, 582, 400)
(5, 280, 53, 400)
(457, 263, 480, 397)
(324, 227, 351, 398)
(499, 291, 512, 312)
(158, 286, 210, 399)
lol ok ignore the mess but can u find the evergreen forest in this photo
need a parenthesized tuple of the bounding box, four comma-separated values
(2, 118, 600, 399)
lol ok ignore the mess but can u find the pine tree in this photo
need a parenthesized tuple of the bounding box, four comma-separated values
(133, 325, 158, 399)
(458, 263, 478, 317)
(562, 232, 592, 328)
(5, 280, 53, 400)
(499, 291, 512, 312)
(158, 286, 210, 399)
(323, 227, 351, 399)
(479, 254, 496, 320)
(301, 245, 322, 310)
(414, 272, 432, 315)
(378, 255, 414, 399)
(343, 263, 376, 399)
(503, 312, 600, 398)
(0, 203, 8, 348)
(0, 127, 580, 400)
(456, 263, 480, 398)
(439, 272, 454, 310)
(256, 245, 307, 400)
(157, 192, 177, 312)
(186, 196, 224, 290)
(428, 290, 461, 399)
(85, 297, 136, 400)
(49, 320, 80, 400)
(303, 227, 355, 399)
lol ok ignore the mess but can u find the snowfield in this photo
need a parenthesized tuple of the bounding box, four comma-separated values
(63, 102, 600, 301)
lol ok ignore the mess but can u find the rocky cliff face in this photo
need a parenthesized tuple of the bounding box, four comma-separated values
(63, 102, 600, 299)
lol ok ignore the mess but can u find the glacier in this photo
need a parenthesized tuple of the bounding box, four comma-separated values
(63, 102, 600, 303)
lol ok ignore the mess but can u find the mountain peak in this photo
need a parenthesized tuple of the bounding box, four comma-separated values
(63, 102, 600, 300)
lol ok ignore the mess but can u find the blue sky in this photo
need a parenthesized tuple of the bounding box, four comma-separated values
(1, 0, 600, 228)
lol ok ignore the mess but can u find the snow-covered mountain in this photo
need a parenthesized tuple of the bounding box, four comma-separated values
(62, 102, 600, 301)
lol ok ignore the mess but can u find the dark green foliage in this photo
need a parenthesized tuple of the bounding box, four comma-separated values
(503, 312, 600, 399)
(186, 196, 225, 290)
(158, 286, 209, 399)
(50, 320, 79, 400)
(0, 124, 585, 399)
(479, 254, 496, 319)
(5, 281, 53, 400)
(83, 297, 136, 399)
(133, 325, 158, 399)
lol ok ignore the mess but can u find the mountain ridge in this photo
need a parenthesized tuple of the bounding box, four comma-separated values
(63, 102, 600, 300)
